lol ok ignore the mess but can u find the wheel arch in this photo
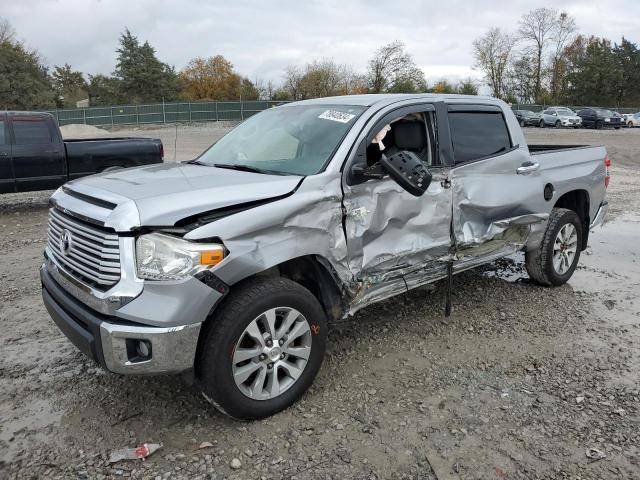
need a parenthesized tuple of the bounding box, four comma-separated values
(209, 255, 347, 325)
(553, 189, 590, 250)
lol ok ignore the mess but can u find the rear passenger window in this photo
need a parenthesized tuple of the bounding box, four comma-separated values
(449, 112, 512, 164)
(13, 118, 53, 145)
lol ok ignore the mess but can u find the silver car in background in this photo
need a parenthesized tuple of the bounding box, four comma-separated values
(540, 107, 582, 128)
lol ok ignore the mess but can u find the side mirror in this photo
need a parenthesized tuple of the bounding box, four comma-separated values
(380, 151, 432, 197)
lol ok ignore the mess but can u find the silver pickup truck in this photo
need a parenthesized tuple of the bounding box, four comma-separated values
(41, 94, 610, 419)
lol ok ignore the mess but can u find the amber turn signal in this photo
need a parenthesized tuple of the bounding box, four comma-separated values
(200, 248, 225, 266)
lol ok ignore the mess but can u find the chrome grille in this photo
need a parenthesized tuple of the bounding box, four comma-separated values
(47, 208, 121, 289)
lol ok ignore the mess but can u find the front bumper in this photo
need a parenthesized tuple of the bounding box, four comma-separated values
(41, 265, 202, 374)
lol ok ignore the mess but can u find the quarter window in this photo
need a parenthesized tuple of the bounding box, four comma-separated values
(0, 119, 6, 145)
(449, 112, 512, 164)
(12, 118, 53, 145)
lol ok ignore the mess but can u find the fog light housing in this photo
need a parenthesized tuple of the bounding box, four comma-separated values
(126, 339, 152, 362)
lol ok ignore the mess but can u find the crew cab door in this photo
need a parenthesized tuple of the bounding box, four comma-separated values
(343, 103, 453, 308)
(448, 105, 548, 264)
(0, 114, 14, 193)
(9, 114, 66, 192)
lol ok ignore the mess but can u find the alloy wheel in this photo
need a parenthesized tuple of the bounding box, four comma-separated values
(553, 223, 578, 275)
(232, 307, 312, 400)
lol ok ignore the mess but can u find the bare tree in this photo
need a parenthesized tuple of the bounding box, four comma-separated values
(282, 65, 304, 100)
(0, 17, 16, 43)
(518, 7, 558, 101)
(549, 12, 578, 102)
(366, 41, 424, 93)
(473, 28, 515, 99)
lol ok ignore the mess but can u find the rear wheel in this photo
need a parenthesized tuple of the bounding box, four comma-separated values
(520, 119, 526, 127)
(196, 277, 327, 420)
(526, 208, 582, 286)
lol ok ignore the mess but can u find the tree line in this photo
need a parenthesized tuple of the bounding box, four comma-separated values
(473, 7, 640, 107)
(2, 12, 638, 111)
(0, 18, 477, 110)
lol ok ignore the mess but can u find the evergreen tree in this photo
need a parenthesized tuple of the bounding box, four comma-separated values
(51, 63, 88, 107)
(565, 37, 622, 106)
(0, 39, 55, 110)
(113, 28, 181, 103)
(613, 38, 640, 106)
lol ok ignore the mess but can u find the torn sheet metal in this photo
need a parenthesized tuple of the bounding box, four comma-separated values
(185, 174, 353, 290)
(343, 171, 452, 310)
(451, 147, 550, 255)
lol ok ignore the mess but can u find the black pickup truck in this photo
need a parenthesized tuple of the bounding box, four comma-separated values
(0, 111, 163, 193)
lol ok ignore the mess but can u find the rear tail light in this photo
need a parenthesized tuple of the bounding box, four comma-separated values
(604, 156, 611, 188)
(159, 143, 164, 160)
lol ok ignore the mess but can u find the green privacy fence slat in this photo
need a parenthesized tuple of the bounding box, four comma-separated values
(42, 100, 287, 127)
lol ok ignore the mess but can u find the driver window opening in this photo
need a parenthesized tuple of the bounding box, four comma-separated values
(366, 112, 437, 168)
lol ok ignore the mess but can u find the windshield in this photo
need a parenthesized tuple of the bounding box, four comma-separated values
(557, 109, 574, 116)
(196, 104, 366, 176)
(596, 109, 614, 117)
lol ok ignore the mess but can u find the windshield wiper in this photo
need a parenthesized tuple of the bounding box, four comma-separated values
(212, 163, 289, 176)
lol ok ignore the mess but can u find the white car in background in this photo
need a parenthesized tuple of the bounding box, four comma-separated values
(540, 107, 582, 128)
(622, 112, 640, 127)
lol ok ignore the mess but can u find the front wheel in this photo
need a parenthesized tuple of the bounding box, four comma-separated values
(539, 120, 546, 128)
(520, 119, 526, 127)
(525, 208, 582, 286)
(555, 120, 562, 128)
(196, 277, 327, 420)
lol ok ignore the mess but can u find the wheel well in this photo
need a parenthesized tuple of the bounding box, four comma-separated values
(554, 189, 590, 250)
(256, 256, 345, 322)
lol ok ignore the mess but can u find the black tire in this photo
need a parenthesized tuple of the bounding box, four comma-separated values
(539, 119, 546, 128)
(520, 119, 526, 127)
(596, 120, 603, 130)
(555, 120, 562, 128)
(195, 276, 327, 420)
(628, 121, 634, 128)
(525, 208, 583, 287)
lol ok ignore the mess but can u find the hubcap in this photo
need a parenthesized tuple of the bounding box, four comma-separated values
(552, 223, 578, 275)
(231, 307, 312, 400)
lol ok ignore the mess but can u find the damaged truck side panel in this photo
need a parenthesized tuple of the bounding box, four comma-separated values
(41, 93, 610, 419)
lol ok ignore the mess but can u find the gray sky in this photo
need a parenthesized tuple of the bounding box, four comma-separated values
(2, 0, 639, 86)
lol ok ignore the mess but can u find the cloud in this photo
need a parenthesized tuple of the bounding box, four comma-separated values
(2, 0, 639, 86)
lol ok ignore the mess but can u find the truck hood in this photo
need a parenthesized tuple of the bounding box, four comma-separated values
(64, 162, 302, 227)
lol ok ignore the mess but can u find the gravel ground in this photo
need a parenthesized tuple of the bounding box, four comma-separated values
(0, 126, 639, 480)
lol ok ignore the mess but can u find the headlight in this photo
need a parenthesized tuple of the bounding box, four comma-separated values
(136, 233, 225, 280)
(605, 118, 610, 122)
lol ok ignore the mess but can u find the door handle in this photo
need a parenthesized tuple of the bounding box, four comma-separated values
(517, 162, 540, 175)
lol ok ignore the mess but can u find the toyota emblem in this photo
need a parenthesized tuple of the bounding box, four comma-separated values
(59, 229, 73, 255)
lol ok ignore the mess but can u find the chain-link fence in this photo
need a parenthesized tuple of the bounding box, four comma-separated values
(511, 104, 639, 114)
(43, 100, 287, 127)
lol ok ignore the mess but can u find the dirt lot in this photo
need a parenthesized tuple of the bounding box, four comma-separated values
(0, 126, 639, 480)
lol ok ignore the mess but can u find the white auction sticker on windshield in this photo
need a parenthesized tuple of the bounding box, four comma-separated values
(318, 110, 356, 123)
